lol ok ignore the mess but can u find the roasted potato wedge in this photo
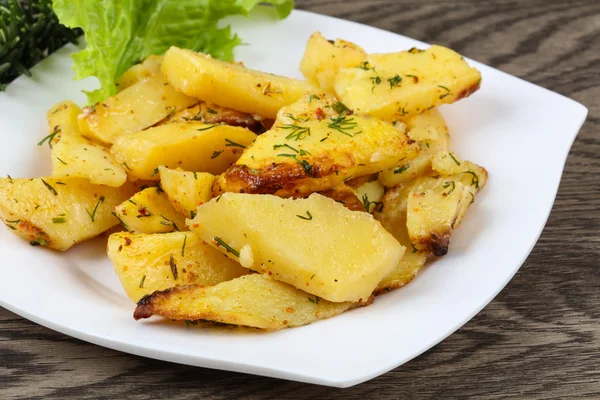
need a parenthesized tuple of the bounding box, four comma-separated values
(116, 55, 163, 92)
(213, 93, 419, 197)
(46, 101, 128, 187)
(134, 274, 371, 330)
(335, 45, 481, 121)
(188, 192, 403, 303)
(431, 150, 489, 191)
(78, 73, 197, 144)
(108, 231, 247, 301)
(0, 177, 136, 250)
(374, 184, 427, 293)
(159, 167, 215, 218)
(161, 47, 316, 119)
(300, 32, 367, 93)
(378, 108, 450, 187)
(111, 121, 257, 180)
(406, 177, 474, 256)
(114, 187, 187, 234)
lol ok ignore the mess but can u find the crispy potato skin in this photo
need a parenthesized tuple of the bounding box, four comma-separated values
(318, 185, 364, 212)
(213, 93, 419, 197)
(158, 102, 269, 134)
(134, 274, 374, 330)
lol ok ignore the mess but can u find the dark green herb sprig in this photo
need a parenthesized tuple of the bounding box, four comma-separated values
(0, 0, 82, 90)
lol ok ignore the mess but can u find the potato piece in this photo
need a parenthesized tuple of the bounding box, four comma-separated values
(46, 101, 128, 187)
(335, 45, 481, 121)
(108, 231, 247, 302)
(45, 101, 81, 145)
(115, 187, 187, 234)
(300, 32, 367, 93)
(158, 102, 268, 134)
(188, 193, 403, 303)
(406, 177, 474, 256)
(379, 109, 450, 187)
(431, 150, 489, 191)
(159, 167, 215, 218)
(161, 47, 316, 119)
(52, 138, 128, 187)
(213, 93, 419, 197)
(0, 177, 136, 251)
(134, 274, 370, 330)
(374, 185, 427, 293)
(111, 122, 257, 180)
(116, 55, 163, 92)
(78, 74, 197, 144)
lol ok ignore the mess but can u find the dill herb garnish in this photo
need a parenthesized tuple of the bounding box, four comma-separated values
(327, 115, 361, 137)
(438, 85, 451, 99)
(296, 210, 313, 220)
(197, 124, 219, 131)
(40, 178, 57, 196)
(169, 253, 178, 280)
(361, 194, 383, 213)
(86, 196, 105, 222)
(214, 237, 239, 257)
(387, 75, 402, 88)
(394, 165, 409, 174)
(225, 139, 245, 148)
(449, 152, 461, 166)
(37, 127, 61, 148)
(463, 171, 480, 189)
(279, 123, 311, 141)
(443, 181, 455, 195)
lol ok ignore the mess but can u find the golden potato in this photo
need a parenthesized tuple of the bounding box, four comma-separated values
(188, 193, 403, 303)
(378, 108, 450, 187)
(44, 101, 128, 187)
(111, 121, 257, 180)
(159, 167, 215, 218)
(161, 46, 316, 119)
(114, 187, 187, 234)
(78, 74, 197, 144)
(44, 100, 81, 146)
(116, 55, 163, 92)
(406, 176, 474, 256)
(213, 93, 419, 197)
(0, 177, 136, 251)
(374, 184, 427, 293)
(108, 231, 247, 301)
(134, 274, 371, 330)
(431, 150, 489, 191)
(335, 45, 481, 121)
(300, 32, 366, 93)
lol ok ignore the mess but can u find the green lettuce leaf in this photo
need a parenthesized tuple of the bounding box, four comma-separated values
(52, 0, 294, 104)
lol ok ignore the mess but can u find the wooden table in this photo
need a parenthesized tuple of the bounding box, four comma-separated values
(1, 0, 598, 398)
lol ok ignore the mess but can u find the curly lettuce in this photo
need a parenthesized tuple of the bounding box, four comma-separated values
(52, 0, 294, 103)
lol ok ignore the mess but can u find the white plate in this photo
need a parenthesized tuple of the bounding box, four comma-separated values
(0, 9, 587, 388)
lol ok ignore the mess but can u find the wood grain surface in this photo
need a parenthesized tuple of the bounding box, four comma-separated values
(1, 0, 599, 398)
